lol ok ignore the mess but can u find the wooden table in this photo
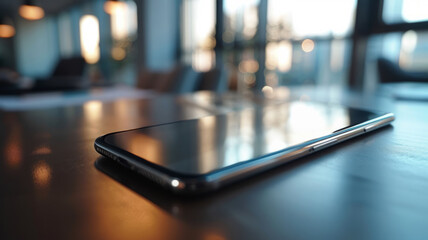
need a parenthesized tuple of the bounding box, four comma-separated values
(2, 87, 428, 240)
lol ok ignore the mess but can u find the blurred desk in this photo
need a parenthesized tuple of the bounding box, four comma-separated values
(379, 82, 428, 101)
(1, 87, 428, 240)
(0, 86, 155, 111)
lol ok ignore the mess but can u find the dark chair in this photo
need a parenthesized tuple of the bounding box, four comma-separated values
(138, 64, 228, 94)
(33, 56, 88, 91)
(196, 67, 228, 93)
(377, 57, 428, 83)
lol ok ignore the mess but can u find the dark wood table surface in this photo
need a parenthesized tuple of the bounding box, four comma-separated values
(1, 87, 428, 240)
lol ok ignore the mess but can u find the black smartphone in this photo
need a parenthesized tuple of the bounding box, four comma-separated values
(94, 100, 394, 194)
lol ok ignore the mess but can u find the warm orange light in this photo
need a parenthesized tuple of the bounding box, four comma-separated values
(33, 146, 52, 155)
(109, 0, 137, 40)
(19, 5, 45, 21)
(277, 41, 293, 72)
(84, 100, 103, 123)
(192, 49, 215, 72)
(0, 24, 15, 38)
(6, 141, 22, 168)
(33, 161, 51, 187)
(104, 0, 126, 15)
(80, 15, 100, 64)
(262, 85, 274, 98)
(110, 2, 127, 40)
(203, 232, 227, 240)
(111, 47, 126, 60)
(238, 59, 259, 73)
(301, 39, 315, 53)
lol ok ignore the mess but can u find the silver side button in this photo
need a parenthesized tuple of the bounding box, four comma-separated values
(364, 124, 377, 132)
(312, 138, 338, 151)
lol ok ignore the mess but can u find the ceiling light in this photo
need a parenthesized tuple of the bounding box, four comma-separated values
(104, 0, 126, 15)
(0, 17, 15, 38)
(19, 0, 45, 21)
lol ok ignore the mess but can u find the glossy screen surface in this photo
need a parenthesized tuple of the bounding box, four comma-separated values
(104, 101, 382, 175)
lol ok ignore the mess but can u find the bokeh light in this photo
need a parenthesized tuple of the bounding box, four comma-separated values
(33, 161, 52, 188)
(301, 39, 315, 53)
(0, 24, 15, 38)
(19, 5, 45, 21)
(79, 15, 100, 64)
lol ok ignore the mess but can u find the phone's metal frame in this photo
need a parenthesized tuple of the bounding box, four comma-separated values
(94, 112, 394, 194)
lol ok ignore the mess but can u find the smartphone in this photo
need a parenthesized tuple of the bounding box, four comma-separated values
(94, 100, 394, 194)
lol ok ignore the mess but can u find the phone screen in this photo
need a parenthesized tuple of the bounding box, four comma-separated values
(104, 101, 381, 175)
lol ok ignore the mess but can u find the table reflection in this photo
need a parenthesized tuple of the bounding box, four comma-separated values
(33, 160, 51, 188)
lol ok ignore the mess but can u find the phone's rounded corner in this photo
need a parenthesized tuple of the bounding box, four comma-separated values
(94, 136, 104, 150)
(95, 134, 107, 144)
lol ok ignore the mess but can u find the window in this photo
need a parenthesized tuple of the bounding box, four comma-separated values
(180, 0, 359, 91)
(223, 0, 260, 44)
(383, 0, 428, 24)
(181, 0, 216, 72)
(264, 0, 357, 88)
(267, 0, 356, 40)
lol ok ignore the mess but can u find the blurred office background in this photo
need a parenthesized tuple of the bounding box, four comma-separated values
(0, 0, 427, 95)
